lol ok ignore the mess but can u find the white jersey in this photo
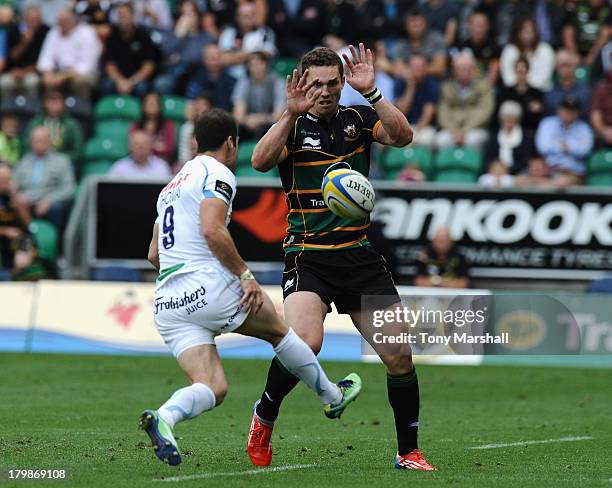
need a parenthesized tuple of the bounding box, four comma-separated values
(155, 155, 237, 286)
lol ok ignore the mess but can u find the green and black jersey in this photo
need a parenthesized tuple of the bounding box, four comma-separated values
(279, 105, 382, 253)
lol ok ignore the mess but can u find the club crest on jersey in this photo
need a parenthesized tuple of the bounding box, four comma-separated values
(215, 180, 233, 200)
(302, 137, 321, 149)
(344, 124, 359, 141)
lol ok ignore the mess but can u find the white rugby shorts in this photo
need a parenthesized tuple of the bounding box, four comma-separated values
(153, 266, 248, 358)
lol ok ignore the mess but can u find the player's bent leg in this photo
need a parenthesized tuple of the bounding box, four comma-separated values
(284, 291, 328, 354)
(253, 291, 328, 422)
(238, 291, 361, 466)
(250, 290, 328, 448)
(236, 292, 347, 408)
(140, 344, 226, 466)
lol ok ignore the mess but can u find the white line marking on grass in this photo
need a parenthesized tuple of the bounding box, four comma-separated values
(153, 463, 318, 482)
(468, 436, 593, 450)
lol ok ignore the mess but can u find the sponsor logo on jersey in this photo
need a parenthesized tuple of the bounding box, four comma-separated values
(154, 285, 207, 315)
(343, 124, 358, 141)
(215, 180, 233, 201)
(162, 172, 191, 193)
(302, 137, 321, 149)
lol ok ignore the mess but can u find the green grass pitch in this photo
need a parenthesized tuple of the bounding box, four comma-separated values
(1, 353, 610, 487)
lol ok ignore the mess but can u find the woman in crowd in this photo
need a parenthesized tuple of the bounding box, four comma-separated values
(130, 92, 177, 164)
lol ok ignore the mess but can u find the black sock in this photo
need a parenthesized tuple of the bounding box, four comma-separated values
(255, 356, 300, 423)
(387, 366, 419, 455)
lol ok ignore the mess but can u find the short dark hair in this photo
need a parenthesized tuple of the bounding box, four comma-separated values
(194, 108, 237, 153)
(512, 17, 540, 51)
(515, 56, 530, 70)
(117, 2, 134, 14)
(406, 7, 425, 18)
(299, 47, 343, 78)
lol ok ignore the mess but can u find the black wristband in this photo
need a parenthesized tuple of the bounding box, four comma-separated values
(362, 88, 378, 99)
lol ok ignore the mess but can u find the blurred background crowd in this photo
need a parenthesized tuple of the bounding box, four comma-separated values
(0, 0, 611, 281)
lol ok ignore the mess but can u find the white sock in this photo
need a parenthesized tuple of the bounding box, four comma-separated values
(157, 383, 216, 428)
(274, 328, 342, 405)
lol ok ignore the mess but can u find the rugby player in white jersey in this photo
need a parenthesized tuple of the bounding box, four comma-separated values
(140, 108, 362, 466)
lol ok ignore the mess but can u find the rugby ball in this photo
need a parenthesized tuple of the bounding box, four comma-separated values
(322, 168, 375, 220)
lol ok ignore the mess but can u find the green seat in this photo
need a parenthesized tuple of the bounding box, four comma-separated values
(272, 57, 298, 79)
(81, 160, 114, 178)
(586, 149, 612, 186)
(383, 146, 433, 179)
(587, 173, 612, 186)
(94, 95, 141, 121)
(162, 96, 188, 122)
(237, 140, 258, 167)
(434, 147, 482, 183)
(83, 137, 128, 162)
(434, 170, 479, 183)
(587, 149, 612, 172)
(93, 119, 132, 142)
(30, 220, 58, 261)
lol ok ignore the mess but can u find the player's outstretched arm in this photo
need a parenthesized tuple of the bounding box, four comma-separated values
(148, 224, 160, 270)
(342, 43, 412, 147)
(252, 68, 321, 172)
(200, 198, 263, 313)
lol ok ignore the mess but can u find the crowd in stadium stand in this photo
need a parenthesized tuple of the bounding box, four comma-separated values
(0, 0, 611, 279)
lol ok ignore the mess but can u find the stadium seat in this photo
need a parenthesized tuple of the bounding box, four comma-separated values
(64, 96, 92, 120)
(0, 94, 41, 117)
(382, 146, 433, 179)
(237, 140, 258, 167)
(30, 220, 58, 262)
(586, 149, 612, 186)
(94, 119, 132, 142)
(272, 57, 298, 78)
(81, 160, 114, 178)
(92, 266, 142, 282)
(162, 96, 188, 123)
(83, 137, 128, 162)
(433, 147, 482, 183)
(94, 95, 141, 121)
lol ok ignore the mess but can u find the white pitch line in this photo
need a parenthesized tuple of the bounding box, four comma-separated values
(468, 436, 593, 450)
(153, 463, 318, 482)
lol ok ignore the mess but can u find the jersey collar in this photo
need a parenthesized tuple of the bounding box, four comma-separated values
(305, 108, 340, 124)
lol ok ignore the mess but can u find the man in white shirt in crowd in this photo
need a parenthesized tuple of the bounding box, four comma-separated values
(36, 8, 101, 98)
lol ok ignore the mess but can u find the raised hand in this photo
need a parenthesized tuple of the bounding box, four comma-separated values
(286, 69, 322, 116)
(342, 43, 376, 95)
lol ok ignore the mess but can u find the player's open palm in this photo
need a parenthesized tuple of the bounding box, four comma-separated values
(342, 43, 376, 94)
(286, 69, 322, 116)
